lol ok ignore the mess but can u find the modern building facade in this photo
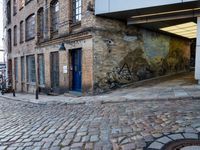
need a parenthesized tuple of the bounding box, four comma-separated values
(3, 0, 199, 95)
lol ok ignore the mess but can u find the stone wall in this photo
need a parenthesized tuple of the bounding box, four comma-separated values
(92, 17, 190, 94)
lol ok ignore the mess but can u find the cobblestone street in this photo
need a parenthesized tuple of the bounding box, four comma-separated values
(0, 97, 200, 150)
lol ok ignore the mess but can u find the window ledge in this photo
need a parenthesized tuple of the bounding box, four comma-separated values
(27, 82, 36, 86)
(39, 84, 45, 88)
(19, 7, 23, 11)
(25, 37, 35, 42)
(71, 22, 81, 28)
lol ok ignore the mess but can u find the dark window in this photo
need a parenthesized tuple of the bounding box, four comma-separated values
(7, 29, 12, 53)
(72, 0, 82, 23)
(38, 54, 45, 85)
(21, 56, 25, 81)
(14, 58, 18, 81)
(14, 25, 17, 46)
(13, 0, 17, 15)
(20, 21, 24, 43)
(27, 55, 36, 83)
(37, 8, 44, 41)
(6, 1, 11, 24)
(51, 0, 59, 34)
(26, 14, 35, 40)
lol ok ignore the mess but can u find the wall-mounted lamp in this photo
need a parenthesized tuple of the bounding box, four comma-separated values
(59, 43, 66, 51)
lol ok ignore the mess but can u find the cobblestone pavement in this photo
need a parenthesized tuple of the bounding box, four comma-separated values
(0, 97, 200, 150)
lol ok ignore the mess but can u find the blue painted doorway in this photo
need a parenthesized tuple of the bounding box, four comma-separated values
(72, 49, 82, 92)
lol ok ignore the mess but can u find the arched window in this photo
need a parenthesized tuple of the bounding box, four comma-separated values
(7, 0, 11, 24)
(7, 29, 12, 53)
(51, 0, 59, 35)
(37, 8, 44, 41)
(14, 25, 17, 46)
(26, 14, 35, 40)
(20, 21, 24, 43)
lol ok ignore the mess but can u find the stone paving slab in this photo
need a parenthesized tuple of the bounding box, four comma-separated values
(0, 72, 200, 105)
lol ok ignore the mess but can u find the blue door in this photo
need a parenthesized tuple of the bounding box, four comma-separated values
(72, 49, 82, 92)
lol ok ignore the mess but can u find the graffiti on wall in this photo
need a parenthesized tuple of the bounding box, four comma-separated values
(94, 30, 190, 94)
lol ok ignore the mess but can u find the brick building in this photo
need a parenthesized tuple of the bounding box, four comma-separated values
(4, 0, 199, 95)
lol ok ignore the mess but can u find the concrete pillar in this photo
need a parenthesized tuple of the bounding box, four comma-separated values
(58, 0, 70, 35)
(195, 17, 200, 84)
(59, 50, 68, 91)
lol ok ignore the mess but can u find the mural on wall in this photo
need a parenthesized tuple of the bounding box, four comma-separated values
(94, 29, 190, 94)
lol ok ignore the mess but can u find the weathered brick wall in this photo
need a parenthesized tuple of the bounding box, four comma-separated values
(6, 0, 94, 94)
(5, 0, 191, 95)
(80, 0, 191, 94)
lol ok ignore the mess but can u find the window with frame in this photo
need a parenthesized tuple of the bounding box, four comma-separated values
(37, 8, 44, 41)
(14, 58, 18, 81)
(7, 1, 11, 24)
(72, 0, 82, 23)
(14, 25, 17, 46)
(21, 56, 25, 81)
(7, 29, 12, 53)
(38, 54, 45, 85)
(13, 0, 17, 15)
(51, 0, 59, 34)
(20, 21, 24, 43)
(26, 14, 35, 40)
(27, 55, 36, 83)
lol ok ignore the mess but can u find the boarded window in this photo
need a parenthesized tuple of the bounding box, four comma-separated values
(21, 57, 25, 81)
(38, 8, 44, 41)
(14, 58, 18, 81)
(72, 0, 82, 23)
(27, 55, 36, 83)
(26, 14, 35, 40)
(38, 54, 45, 85)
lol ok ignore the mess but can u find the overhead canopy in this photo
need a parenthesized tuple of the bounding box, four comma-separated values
(160, 22, 197, 39)
(95, 0, 199, 39)
(95, 0, 199, 21)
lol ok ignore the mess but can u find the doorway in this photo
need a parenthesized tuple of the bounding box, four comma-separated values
(50, 52, 59, 91)
(71, 49, 82, 92)
(8, 59, 12, 85)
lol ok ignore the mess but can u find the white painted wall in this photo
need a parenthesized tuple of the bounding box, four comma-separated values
(0, 1, 3, 50)
(95, 0, 198, 14)
(195, 17, 200, 82)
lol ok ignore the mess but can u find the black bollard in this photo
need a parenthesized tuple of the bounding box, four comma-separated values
(36, 88, 39, 99)
(13, 89, 15, 97)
